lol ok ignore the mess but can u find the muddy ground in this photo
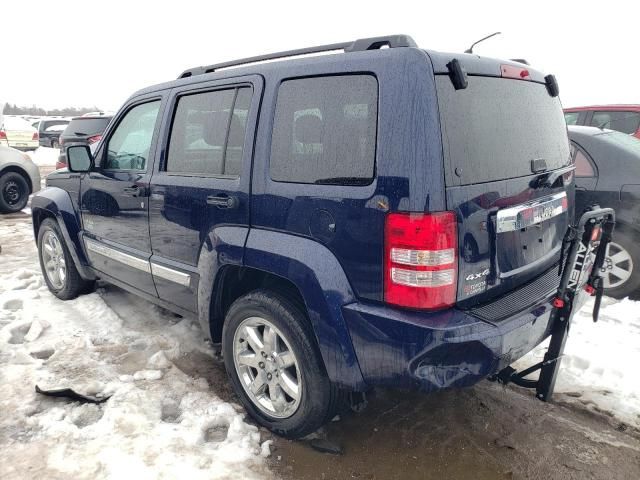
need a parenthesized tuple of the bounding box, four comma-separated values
(173, 350, 640, 480)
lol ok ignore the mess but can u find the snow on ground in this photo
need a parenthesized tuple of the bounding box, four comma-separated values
(27, 146, 59, 166)
(0, 218, 272, 480)
(516, 296, 640, 428)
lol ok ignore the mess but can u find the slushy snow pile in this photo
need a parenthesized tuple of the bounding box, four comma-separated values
(0, 218, 272, 479)
(516, 296, 640, 428)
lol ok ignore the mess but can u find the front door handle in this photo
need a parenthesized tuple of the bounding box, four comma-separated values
(206, 194, 238, 209)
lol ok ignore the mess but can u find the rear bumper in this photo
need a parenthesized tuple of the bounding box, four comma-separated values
(9, 141, 39, 151)
(343, 290, 588, 392)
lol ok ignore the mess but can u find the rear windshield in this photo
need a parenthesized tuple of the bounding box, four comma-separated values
(436, 76, 570, 186)
(65, 117, 111, 136)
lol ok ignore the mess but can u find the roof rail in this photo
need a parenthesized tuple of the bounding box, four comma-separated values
(178, 34, 417, 79)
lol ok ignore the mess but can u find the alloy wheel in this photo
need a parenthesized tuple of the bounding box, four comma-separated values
(601, 241, 633, 289)
(233, 316, 302, 419)
(41, 230, 67, 290)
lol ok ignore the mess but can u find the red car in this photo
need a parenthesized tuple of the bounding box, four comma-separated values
(564, 105, 640, 139)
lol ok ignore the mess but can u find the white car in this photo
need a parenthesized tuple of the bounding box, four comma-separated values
(0, 116, 39, 151)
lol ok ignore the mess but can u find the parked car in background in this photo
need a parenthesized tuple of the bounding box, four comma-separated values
(33, 34, 582, 438)
(57, 115, 112, 169)
(569, 125, 640, 298)
(0, 117, 39, 151)
(0, 145, 41, 213)
(32, 118, 70, 148)
(564, 105, 640, 139)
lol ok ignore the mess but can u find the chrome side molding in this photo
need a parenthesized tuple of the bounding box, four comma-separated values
(85, 238, 151, 273)
(150, 262, 191, 287)
(84, 237, 191, 287)
(496, 192, 567, 233)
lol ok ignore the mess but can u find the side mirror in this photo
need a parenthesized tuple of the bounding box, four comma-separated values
(66, 145, 93, 173)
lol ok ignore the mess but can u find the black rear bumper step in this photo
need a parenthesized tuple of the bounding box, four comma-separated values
(467, 266, 561, 323)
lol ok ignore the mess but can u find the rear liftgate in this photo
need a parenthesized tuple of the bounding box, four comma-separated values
(491, 205, 616, 401)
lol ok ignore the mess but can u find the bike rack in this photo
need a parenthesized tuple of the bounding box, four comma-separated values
(491, 205, 616, 401)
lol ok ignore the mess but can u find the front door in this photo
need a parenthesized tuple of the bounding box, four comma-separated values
(80, 96, 164, 295)
(148, 77, 261, 311)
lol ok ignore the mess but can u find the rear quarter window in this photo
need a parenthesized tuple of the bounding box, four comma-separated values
(270, 75, 378, 185)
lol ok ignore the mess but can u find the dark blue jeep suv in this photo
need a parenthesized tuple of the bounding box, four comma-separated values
(31, 35, 577, 438)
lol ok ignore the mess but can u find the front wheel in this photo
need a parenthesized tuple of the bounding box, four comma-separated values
(0, 172, 30, 213)
(222, 289, 340, 438)
(37, 218, 94, 300)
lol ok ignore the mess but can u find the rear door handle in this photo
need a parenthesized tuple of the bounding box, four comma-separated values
(206, 194, 238, 209)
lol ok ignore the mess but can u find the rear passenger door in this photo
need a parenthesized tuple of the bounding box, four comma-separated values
(148, 76, 262, 312)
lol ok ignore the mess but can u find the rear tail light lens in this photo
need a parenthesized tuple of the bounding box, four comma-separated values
(384, 211, 458, 310)
(55, 160, 67, 170)
(0, 130, 6, 140)
(59, 137, 65, 145)
(32, 132, 39, 141)
(87, 134, 102, 145)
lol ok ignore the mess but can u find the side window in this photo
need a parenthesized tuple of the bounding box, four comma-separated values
(572, 144, 595, 177)
(104, 101, 160, 171)
(590, 111, 640, 134)
(167, 87, 252, 176)
(564, 112, 579, 125)
(270, 75, 378, 185)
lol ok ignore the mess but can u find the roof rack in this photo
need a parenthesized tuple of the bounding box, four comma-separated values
(178, 34, 417, 79)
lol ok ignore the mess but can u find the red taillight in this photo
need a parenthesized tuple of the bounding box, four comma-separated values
(32, 132, 39, 141)
(591, 226, 602, 242)
(384, 211, 458, 310)
(501, 64, 530, 80)
(59, 137, 65, 145)
(87, 134, 102, 145)
(55, 160, 67, 170)
(0, 130, 6, 140)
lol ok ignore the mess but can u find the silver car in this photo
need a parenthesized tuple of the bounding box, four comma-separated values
(0, 145, 41, 213)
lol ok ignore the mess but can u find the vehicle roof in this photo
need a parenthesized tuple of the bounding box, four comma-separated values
(127, 42, 549, 101)
(564, 104, 640, 112)
(69, 115, 113, 121)
(567, 125, 616, 138)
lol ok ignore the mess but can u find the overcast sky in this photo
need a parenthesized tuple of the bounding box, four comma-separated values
(2, 0, 638, 112)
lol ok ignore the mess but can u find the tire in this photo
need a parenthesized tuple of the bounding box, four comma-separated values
(222, 289, 340, 438)
(37, 218, 95, 300)
(601, 229, 640, 299)
(0, 171, 30, 214)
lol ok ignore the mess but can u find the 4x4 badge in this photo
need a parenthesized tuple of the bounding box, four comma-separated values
(465, 269, 490, 281)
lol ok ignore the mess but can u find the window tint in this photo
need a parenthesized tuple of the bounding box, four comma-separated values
(436, 76, 570, 186)
(167, 87, 251, 176)
(270, 75, 378, 185)
(564, 112, 579, 125)
(590, 111, 640, 134)
(574, 148, 595, 177)
(104, 101, 160, 171)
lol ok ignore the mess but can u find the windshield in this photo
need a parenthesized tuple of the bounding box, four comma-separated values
(597, 130, 640, 157)
(436, 76, 570, 186)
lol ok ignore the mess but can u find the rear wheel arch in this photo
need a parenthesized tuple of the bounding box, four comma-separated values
(209, 266, 307, 343)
